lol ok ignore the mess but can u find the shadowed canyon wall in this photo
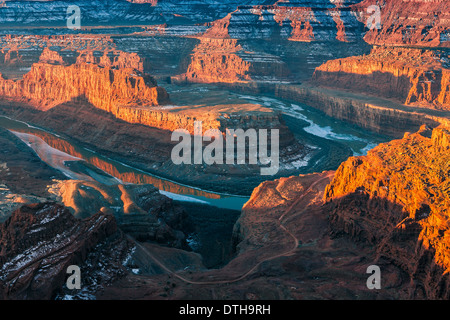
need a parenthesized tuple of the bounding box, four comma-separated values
(324, 125, 450, 298)
(202, 0, 364, 42)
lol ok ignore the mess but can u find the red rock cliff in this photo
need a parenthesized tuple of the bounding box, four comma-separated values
(176, 38, 252, 83)
(174, 37, 289, 84)
(324, 125, 450, 298)
(0, 50, 169, 113)
(312, 46, 450, 110)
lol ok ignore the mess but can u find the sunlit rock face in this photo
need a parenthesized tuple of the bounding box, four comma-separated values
(312, 46, 450, 110)
(0, 202, 133, 300)
(76, 50, 144, 73)
(173, 37, 290, 84)
(230, 125, 450, 299)
(352, 0, 450, 48)
(176, 38, 253, 83)
(0, 49, 169, 112)
(324, 125, 450, 299)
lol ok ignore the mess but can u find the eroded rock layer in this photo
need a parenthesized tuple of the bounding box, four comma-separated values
(202, 1, 363, 42)
(312, 46, 450, 110)
(324, 125, 450, 299)
(0, 58, 169, 112)
(48, 180, 188, 248)
(352, 0, 450, 48)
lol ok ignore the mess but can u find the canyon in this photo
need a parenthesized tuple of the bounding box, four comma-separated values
(95, 125, 450, 299)
(0, 0, 448, 302)
(0, 47, 313, 195)
(1, 123, 449, 299)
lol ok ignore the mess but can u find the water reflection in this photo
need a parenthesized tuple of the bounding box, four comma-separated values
(0, 116, 249, 210)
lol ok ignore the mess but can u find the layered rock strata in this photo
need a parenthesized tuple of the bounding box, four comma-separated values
(351, 0, 450, 48)
(0, 59, 169, 112)
(173, 38, 289, 84)
(48, 180, 188, 248)
(324, 125, 450, 299)
(312, 46, 450, 110)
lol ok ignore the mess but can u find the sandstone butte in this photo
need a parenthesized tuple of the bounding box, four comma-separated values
(351, 0, 450, 48)
(0, 49, 169, 113)
(174, 37, 289, 84)
(0, 202, 133, 300)
(323, 125, 450, 298)
(312, 46, 450, 110)
(175, 38, 252, 84)
(38, 47, 65, 65)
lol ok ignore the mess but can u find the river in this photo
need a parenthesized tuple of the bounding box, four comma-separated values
(0, 115, 250, 211)
(0, 85, 389, 211)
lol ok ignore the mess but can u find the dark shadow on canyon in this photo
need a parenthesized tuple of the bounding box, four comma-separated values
(324, 191, 450, 299)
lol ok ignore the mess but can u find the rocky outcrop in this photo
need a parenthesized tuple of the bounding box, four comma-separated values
(0, 202, 133, 300)
(324, 125, 450, 299)
(312, 46, 450, 110)
(233, 171, 335, 254)
(173, 37, 289, 83)
(0, 57, 169, 112)
(48, 180, 188, 248)
(38, 48, 66, 65)
(351, 0, 450, 48)
(227, 125, 450, 300)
